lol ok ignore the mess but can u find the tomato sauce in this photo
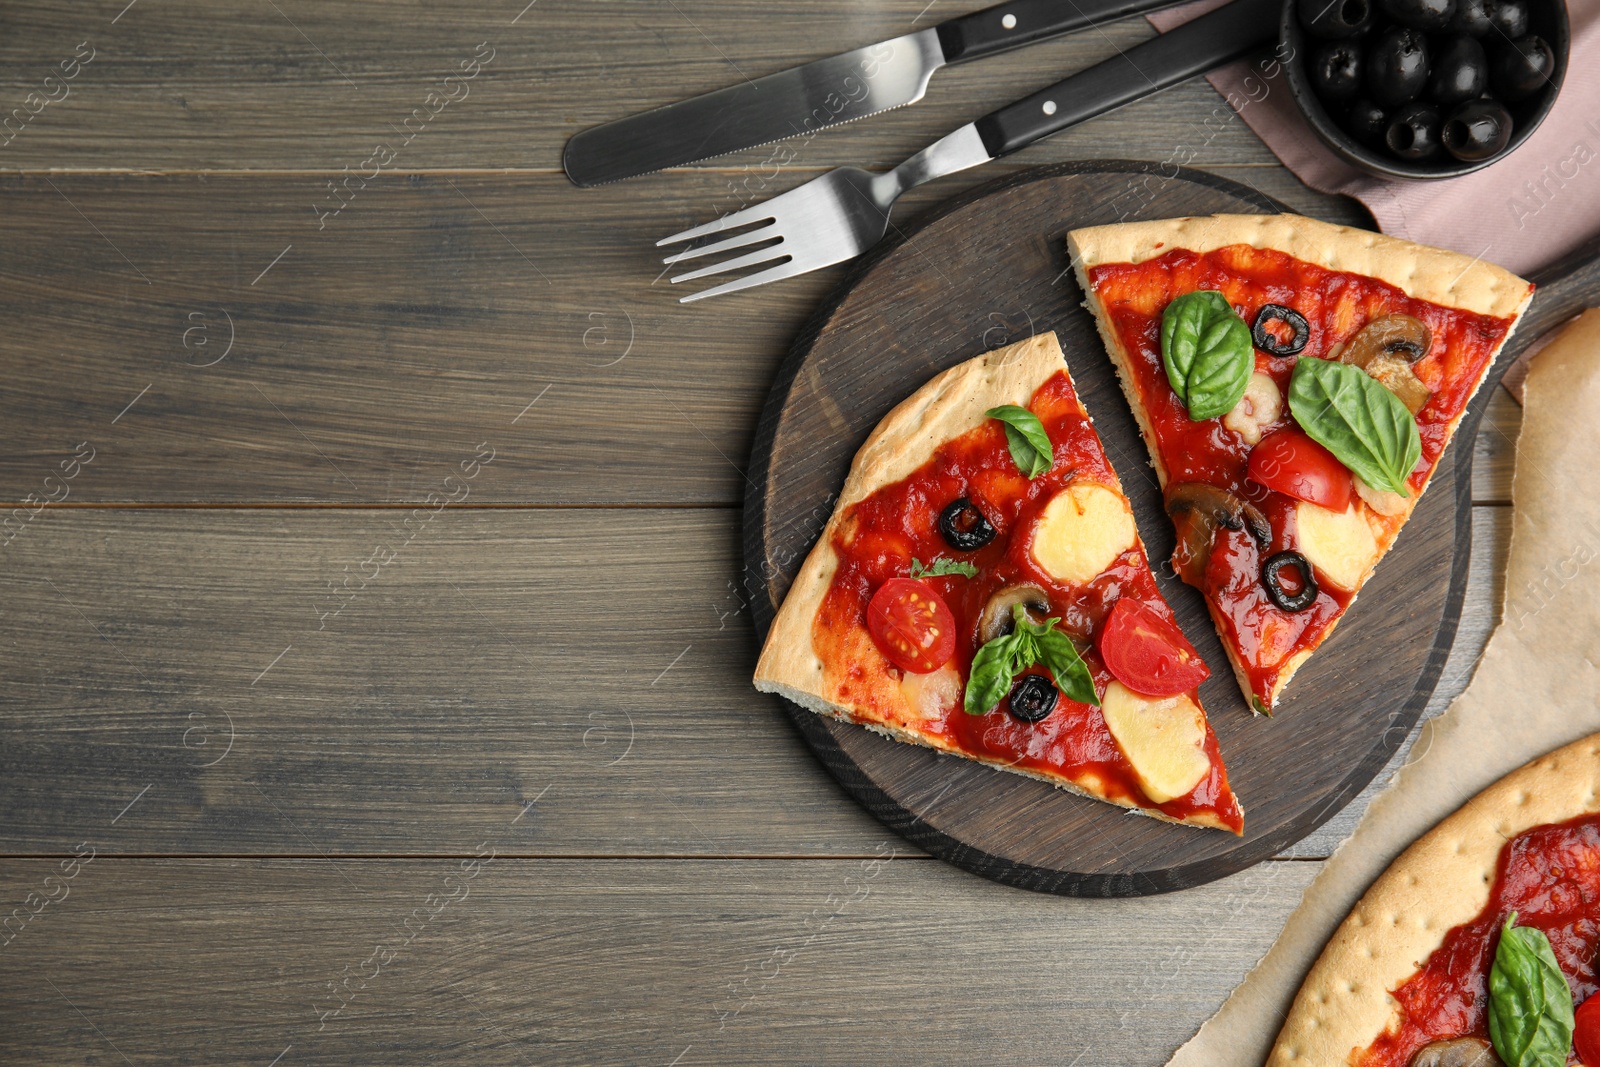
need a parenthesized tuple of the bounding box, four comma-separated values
(1085, 246, 1516, 707)
(812, 370, 1242, 832)
(1358, 813, 1600, 1067)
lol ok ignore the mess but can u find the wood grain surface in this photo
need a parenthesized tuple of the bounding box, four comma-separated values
(0, 0, 1282, 172)
(0, 856, 1319, 1066)
(0, 0, 1571, 1061)
(0, 167, 1360, 506)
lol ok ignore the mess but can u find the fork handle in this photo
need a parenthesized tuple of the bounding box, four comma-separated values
(972, 0, 1280, 157)
(937, 0, 1198, 63)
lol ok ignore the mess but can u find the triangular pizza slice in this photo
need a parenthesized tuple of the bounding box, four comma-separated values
(1069, 215, 1533, 713)
(755, 332, 1242, 833)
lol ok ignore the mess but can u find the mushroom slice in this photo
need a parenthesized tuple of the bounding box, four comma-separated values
(1338, 313, 1434, 414)
(1165, 483, 1271, 587)
(977, 583, 1050, 645)
(1341, 314, 1432, 369)
(1409, 1037, 1503, 1067)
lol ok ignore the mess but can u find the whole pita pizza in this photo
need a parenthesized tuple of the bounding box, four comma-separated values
(1272, 733, 1600, 1066)
(1069, 215, 1532, 713)
(754, 332, 1243, 833)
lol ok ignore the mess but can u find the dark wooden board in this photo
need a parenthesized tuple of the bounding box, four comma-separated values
(746, 161, 1485, 896)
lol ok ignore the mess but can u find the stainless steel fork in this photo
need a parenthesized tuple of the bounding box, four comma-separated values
(658, 0, 1278, 302)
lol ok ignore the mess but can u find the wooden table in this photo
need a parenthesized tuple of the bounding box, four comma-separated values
(0, 2, 1523, 1063)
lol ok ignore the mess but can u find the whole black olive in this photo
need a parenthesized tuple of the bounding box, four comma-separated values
(1312, 41, 1365, 102)
(1488, 0, 1530, 37)
(1385, 101, 1443, 160)
(1492, 34, 1555, 101)
(1428, 35, 1488, 103)
(1366, 27, 1430, 107)
(1345, 98, 1389, 147)
(1252, 305, 1310, 356)
(1448, 0, 1495, 35)
(1442, 99, 1514, 161)
(1261, 551, 1319, 613)
(1378, 0, 1456, 30)
(938, 497, 997, 551)
(1007, 674, 1059, 723)
(1297, 0, 1375, 37)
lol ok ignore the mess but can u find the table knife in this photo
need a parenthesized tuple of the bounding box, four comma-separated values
(658, 0, 1281, 301)
(563, 0, 1196, 187)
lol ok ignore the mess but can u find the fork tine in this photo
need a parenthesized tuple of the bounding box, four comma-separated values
(678, 258, 810, 304)
(669, 245, 790, 285)
(656, 206, 777, 247)
(661, 224, 780, 266)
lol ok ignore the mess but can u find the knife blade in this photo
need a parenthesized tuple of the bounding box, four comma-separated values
(562, 0, 1195, 187)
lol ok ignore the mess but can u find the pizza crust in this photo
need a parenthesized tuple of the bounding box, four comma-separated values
(752, 332, 1234, 831)
(1269, 733, 1600, 1066)
(1066, 215, 1533, 710)
(1068, 214, 1531, 319)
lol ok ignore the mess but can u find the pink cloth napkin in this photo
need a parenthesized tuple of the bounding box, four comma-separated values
(1150, 0, 1600, 275)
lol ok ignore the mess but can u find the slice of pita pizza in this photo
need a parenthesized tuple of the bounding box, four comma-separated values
(1069, 215, 1532, 713)
(754, 332, 1242, 833)
(1272, 733, 1600, 1067)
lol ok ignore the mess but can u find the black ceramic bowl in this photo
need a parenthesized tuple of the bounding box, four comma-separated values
(1283, 0, 1570, 179)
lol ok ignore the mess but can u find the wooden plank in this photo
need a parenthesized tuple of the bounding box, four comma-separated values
(0, 167, 1362, 506)
(0, 505, 1505, 859)
(0, 507, 889, 856)
(0, 0, 1290, 173)
(0, 855, 1319, 1066)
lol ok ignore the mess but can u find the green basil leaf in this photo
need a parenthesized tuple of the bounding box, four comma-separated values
(964, 605, 1099, 714)
(984, 405, 1053, 478)
(963, 629, 1025, 715)
(1288, 356, 1422, 497)
(909, 556, 979, 579)
(1488, 913, 1575, 1067)
(1031, 625, 1100, 707)
(1160, 290, 1254, 422)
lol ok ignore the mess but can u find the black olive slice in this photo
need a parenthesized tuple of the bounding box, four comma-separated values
(1252, 304, 1310, 356)
(938, 497, 997, 551)
(1007, 674, 1059, 723)
(1262, 551, 1319, 612)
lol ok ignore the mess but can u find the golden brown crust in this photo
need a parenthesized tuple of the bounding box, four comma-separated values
(1068, 214, 1532, 319)
(752, 332, 1231, 831)
(1066, 215, 1533, 711)
(1269, 733, 1600, 1066)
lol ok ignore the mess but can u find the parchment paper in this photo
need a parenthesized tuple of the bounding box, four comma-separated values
(1167, 309, 1600, 1067)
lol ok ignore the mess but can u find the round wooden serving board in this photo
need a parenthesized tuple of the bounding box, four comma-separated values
(744, 161, 1476, 897)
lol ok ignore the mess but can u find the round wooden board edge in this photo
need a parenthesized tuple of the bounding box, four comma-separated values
(741, 159, 1475, 896)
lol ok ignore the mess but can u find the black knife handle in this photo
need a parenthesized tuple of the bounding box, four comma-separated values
(938, 0, 1199, 63)
(973, 0, 1280, 157)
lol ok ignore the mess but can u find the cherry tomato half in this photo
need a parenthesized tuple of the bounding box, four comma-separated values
(1575, 992, 1600, 1066)
(866, 578, 956, 674)
(1247, 428, 1354, 511)
(1098, 598, 1210, 698)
